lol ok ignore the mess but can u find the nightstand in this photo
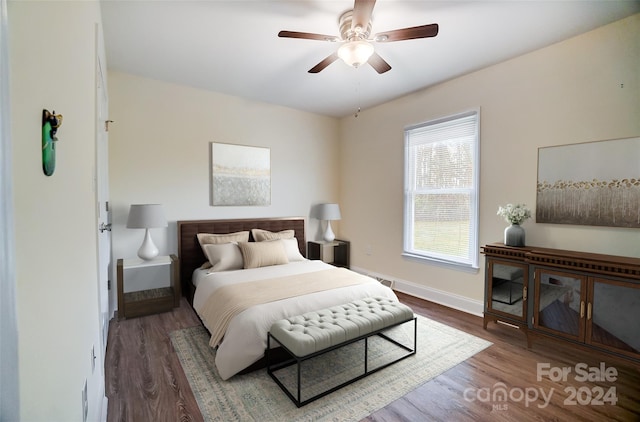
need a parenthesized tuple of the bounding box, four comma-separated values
(117, 254, 180, 319)
(307, 239, 350, 269)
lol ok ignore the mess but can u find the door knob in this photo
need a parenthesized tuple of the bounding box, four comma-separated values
(99, 222, 112, 233)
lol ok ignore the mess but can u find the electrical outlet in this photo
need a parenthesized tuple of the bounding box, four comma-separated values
(82, 380, 88, 422)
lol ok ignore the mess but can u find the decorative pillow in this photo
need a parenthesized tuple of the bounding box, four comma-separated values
(197, 231, 250, 247)
(202, 243, 244, 272)
(238, 241, 289, 269)
(280, 238, 306, 262)
(251, 228, 295, 242)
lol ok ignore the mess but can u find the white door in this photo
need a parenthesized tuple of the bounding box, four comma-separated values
(96, 54, 111, 353)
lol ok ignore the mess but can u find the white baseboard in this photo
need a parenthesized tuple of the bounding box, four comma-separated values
(351, 266, 484, 317)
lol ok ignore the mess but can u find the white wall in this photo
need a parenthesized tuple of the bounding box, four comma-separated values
(339, 14, 640, 312)
(9, 1, 105, 421)
(107, 72, 340, 302)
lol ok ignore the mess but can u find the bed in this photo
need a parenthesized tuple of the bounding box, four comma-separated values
(177, 217, 399, 380)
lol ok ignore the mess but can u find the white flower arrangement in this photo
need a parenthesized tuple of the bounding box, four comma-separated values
(497, 203, 531, 225)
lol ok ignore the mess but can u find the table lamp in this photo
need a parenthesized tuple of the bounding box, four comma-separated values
(318, 203, 341, 242)
(126, 204, 167, 260)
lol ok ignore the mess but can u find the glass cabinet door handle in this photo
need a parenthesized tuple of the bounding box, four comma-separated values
(523, 286, 527, 301)
(587, 302, 592, 320)
(580, 301, 585, 318)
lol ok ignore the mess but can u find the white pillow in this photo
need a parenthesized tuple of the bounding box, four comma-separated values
(238, 241, 289, 269)
(202, 243, 244, 272)
(251, 228, 295, 242)
(280, 238, 306, 262)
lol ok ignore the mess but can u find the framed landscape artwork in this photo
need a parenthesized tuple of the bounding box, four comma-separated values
(210, 142, 271, 206)
(536, 137, 640, 228)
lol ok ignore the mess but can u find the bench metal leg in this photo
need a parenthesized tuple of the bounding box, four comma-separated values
(364, 336, 368, 373)
(267, 317, 417, 407)
(297, 353, 301, 405)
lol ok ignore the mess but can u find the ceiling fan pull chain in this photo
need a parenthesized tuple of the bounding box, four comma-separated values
(354, 71, 362, 118)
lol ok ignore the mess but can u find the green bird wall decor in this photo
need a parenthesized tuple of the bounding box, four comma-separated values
(42, 109, 63, 176)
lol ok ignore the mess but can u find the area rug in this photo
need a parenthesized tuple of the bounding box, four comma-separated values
(170, 315, 492, 422)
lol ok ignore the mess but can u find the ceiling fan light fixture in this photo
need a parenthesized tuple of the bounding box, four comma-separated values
(279, 1, 439, 74)
(338, 40, 374, 68)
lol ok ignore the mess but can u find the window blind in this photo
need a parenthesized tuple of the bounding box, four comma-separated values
(403, 110, 480, 268)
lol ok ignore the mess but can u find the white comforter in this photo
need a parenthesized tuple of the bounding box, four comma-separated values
(192, 260, 398, 380)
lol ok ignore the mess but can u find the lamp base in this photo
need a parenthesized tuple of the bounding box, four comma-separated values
(138, 229, 159, 260)
(323, 221, 336, 242)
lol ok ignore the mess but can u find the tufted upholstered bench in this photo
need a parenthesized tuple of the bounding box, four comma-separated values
(266, 297, 417, 407)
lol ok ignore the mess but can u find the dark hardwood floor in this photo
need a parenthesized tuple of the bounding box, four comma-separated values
(105, 293, 640, 422)
(106, 299, 204, 422)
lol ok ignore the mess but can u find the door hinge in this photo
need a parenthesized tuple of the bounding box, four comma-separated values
(105, 120, 114, 132)
(107, 279, 111, 290)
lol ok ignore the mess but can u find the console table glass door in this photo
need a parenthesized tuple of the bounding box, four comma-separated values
(486, 260, 527, 321)
(533, 268, 586, 342)
(586, 277, 640, 358)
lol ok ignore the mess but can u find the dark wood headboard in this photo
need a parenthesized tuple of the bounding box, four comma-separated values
(177, 217, 306, 303)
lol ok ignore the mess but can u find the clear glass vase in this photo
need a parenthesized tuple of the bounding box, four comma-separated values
(504, 224, 525, 247)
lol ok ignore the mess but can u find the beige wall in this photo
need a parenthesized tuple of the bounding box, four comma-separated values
(339, 14, 640, 312)
(9, 1, 105, 420)
(107, 72, 341, 294)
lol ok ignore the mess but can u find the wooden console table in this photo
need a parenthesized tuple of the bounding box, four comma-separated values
(482, 243, 640, 362)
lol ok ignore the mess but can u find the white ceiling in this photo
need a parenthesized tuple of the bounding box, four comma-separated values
(101, 1, 639, 118)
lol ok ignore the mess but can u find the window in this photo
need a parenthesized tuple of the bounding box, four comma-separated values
(403, 109, 480, 269)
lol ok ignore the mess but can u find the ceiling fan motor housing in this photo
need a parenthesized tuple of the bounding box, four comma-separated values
(339, 10, 372, 41)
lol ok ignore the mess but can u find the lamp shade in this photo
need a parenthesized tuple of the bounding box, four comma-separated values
(317, 203, 341, 221)
(126, 204, 167, 229)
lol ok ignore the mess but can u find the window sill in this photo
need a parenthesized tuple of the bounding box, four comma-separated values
(402, 252, 479, 273)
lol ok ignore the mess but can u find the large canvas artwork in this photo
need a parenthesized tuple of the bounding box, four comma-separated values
(536, 137, 640, 228)
(210, 142, 271, 206)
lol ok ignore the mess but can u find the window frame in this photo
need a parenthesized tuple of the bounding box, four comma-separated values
(402, 109, 480, 271)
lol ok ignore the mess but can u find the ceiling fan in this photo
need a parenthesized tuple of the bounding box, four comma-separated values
(278, 0, 439, 74)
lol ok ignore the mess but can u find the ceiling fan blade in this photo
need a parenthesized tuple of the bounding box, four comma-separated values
(308, 52, 339, 73)
(352, 0, 376, 31)
(374, 23, 439, 42)
(368, 52, 391, 74)
(278, 30, 339, 42)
